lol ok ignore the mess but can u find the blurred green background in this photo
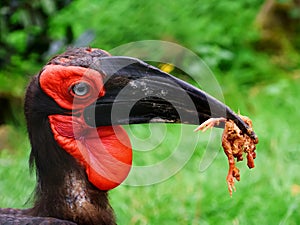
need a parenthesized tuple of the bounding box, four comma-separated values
(1, 0, 300, 224)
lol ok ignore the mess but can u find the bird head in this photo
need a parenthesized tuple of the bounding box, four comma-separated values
(24, 47, 257, 192)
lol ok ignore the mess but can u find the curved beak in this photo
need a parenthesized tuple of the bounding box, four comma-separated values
(83, 56, 257, 140)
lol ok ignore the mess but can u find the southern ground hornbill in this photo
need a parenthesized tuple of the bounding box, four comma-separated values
(0, 47, 257, 224)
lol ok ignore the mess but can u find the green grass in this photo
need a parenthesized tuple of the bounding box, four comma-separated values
(1, 77, 300, 224)
(0, 127, 35, 208)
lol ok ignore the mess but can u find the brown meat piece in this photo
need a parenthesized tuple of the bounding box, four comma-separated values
(195, 115, 258, 196)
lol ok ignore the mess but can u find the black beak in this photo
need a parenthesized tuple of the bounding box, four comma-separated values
(83, 56, 257, 140)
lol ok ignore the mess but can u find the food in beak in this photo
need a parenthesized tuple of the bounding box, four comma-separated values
(195, 115, 258, 196)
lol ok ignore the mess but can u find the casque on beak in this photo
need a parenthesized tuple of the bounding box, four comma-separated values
(83, 56, 257, 140)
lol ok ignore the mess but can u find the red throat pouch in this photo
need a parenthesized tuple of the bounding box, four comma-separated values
(49, 115, 133, 190)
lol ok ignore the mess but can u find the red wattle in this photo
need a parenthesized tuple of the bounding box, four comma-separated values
(49, 115, 132, 190)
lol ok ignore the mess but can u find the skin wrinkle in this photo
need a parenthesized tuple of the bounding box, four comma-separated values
(47, 97, 132, 190)
(39, 65, 105, 110)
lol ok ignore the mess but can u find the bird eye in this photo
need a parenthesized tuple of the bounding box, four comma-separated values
(72, 82, 90, 96)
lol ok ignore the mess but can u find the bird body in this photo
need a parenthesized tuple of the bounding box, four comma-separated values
(0, 47, 256, 224)
(0, 208, 76, 224)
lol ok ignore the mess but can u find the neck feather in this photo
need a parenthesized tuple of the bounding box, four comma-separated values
(29, 164, 116, 225)
(28, 122, 116, 225)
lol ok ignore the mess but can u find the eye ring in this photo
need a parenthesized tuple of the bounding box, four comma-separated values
(71, 82, 90, 96)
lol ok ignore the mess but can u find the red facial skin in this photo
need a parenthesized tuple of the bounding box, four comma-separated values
(39, 65, 132, 190)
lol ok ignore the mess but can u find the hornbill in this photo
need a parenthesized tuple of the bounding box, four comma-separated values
(0, 47, 257, 225)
